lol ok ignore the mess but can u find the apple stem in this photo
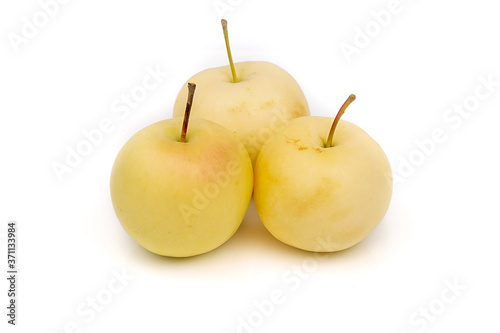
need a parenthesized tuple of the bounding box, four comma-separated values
(221, 19, 238, 83)
(180, 83, 196, 143)
(325, 94, 356, 148)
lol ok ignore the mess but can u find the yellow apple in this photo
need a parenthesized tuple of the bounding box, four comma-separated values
(254, 95, 393, 252)
(172, 20, 309, 165)
(110, 84, 253, 257)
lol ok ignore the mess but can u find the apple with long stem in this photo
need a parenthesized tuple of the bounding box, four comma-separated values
(110, 83, 253, 257)
(173, 19, 310, 165)
(254, 95, 393, 252)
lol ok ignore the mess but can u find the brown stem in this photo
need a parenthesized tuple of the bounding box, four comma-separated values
(180, 83, 196, 143)
(326, 94, 356, 148)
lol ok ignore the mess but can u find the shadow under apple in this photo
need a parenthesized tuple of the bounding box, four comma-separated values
(123, 197, 393, 277)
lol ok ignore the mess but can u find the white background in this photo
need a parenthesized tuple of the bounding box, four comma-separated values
(1, 0, 499, 332)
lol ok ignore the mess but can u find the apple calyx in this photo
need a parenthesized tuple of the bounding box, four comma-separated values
(325, 94, 356, 148)
(221, 19, 238, 83)
(180, 82, 196, 143)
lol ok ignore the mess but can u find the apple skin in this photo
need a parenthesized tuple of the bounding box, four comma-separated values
(173, 61, 310, 165)
(254, 116, 393, 252)
(110, 117, 253, 257)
